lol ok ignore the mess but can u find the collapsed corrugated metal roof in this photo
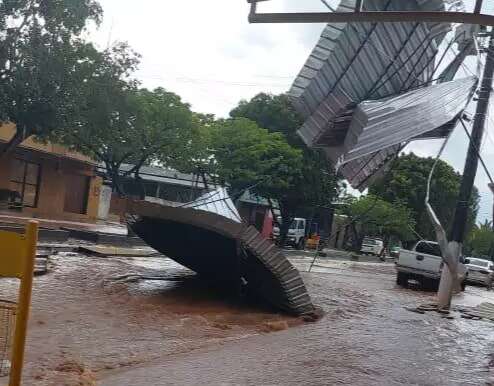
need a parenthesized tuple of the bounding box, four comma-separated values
(289, 0, 477, 190)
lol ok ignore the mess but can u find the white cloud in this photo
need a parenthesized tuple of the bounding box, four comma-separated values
(90, 0, 323, 118)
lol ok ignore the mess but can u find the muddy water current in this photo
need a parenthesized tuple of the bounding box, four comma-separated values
(0, 253, 493, 385)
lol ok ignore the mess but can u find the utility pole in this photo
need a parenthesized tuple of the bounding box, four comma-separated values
(489, 183, 494, 225)
(437, 28, 494, 309)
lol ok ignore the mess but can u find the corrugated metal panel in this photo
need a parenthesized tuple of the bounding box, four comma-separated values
(342, 76, 477, 162)
(183, 188, 242, 223)
(290, 0, 450, 123)
(290, 0, 472, 190)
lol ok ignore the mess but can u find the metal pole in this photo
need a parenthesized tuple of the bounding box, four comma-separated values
(490, 183, 494, 225)
(436, 29, 494, 310)
(450, 29, 494, 244)
(248, 11, 494, 27)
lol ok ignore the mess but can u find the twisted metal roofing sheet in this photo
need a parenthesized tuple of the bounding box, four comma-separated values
(342, 76, 477, 163)
(289, 0, 474, 190)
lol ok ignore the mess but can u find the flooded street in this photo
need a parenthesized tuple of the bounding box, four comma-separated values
(2, 252, 494, 385)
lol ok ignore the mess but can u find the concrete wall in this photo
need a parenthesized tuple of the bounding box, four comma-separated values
(0, 124, 101, 222)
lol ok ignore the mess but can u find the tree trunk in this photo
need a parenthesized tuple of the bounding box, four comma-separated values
(135, 169, 145, 200)
(350, 222, 362, 252)
(278, 204, 293, 248)
(107, 165, 124, 196)
(380, 235, 390, 259)
(200, 169, 209, 191)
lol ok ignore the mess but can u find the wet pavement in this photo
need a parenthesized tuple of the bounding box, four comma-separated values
(1, 252, 494, 385)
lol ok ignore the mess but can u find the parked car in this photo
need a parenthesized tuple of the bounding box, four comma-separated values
(396, 240, 468, 291)
(465, 257, 494, 287)
(360, 237, 384, 256)
(272, 218, 307, 249)
(389, 246, 400, 258)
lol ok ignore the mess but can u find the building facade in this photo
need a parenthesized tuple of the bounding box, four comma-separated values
(0, 125, 101, 222)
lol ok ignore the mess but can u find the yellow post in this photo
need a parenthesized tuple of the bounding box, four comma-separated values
(8, 221, 38, 386)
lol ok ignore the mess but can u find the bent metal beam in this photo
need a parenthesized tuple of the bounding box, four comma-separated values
(247, 1, 494, 26)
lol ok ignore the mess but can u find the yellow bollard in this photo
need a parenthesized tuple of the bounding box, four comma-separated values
(0, 221, 38, 386)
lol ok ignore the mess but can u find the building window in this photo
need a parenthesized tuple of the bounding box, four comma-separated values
(10, 159, 41, 208)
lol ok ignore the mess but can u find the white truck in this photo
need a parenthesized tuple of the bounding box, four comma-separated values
(360, 237, 384, 256)
(396, 240, 468, 291)
(272, 218, 307, 250)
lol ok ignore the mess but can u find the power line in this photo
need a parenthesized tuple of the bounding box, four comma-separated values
(138, 74, 291, 88)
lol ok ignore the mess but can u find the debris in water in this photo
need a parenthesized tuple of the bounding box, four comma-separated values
(260, 320, 289, 333)
(405, 307, 425, 314)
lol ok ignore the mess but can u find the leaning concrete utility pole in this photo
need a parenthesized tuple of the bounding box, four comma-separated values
(490, 183, 494, 225)
(437, 28, 494, 309)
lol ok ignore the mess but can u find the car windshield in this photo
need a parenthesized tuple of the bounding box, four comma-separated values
(415, 242, 442, 257)
(289, 220, 299, 230)
(470, 259, 489, 267)
(363, 238, 377, 245)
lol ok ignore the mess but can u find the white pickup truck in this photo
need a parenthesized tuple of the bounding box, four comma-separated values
(396, 240, 467, 291)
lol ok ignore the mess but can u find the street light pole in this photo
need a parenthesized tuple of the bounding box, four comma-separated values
(437, 28, 494, 309)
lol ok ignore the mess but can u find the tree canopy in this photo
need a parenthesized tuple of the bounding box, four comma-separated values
(230, 93, 303, 146)
(341, 195, 416, 250)
(370, 153, 479, 241)
(466, 221, 494, 258)
(58, 44, 194, 193)
(0, 0, 103, 155)
(229, 92, 340, 226)
(211, 118, 303, 196)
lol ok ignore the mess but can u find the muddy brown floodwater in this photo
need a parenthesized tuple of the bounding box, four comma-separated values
(1, 253, 494, 385)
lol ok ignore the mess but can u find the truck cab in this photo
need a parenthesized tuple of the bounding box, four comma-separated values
(272, 218, 307, 249)
(396, 240, 467, 291)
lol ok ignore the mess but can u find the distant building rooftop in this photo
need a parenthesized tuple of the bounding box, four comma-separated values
(97, 163, 214, 190)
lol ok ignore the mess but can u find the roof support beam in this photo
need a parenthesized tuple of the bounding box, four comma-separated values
(248, 11, 494, 27)
(474, 0, 483, 14)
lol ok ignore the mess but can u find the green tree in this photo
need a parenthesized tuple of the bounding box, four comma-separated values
(230, 93, 340, 238)
(466, 221, 494, 258)
(230, 93, 302, 145)
(0, 0, 103, 156)
(211, 118, 302, 193)
(370, 153, 480, 241)
(165, 113, 217, 188)
(60, 44, 194, 194)
(210, 118, 304, 243)
(342, 195, 416, 251)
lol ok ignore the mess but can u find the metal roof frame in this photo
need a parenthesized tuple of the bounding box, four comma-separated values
(276, 0, 480, 190)
(247, 0, 494, 26)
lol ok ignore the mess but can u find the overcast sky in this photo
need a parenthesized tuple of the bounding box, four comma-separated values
(90, 0, 494, 224)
